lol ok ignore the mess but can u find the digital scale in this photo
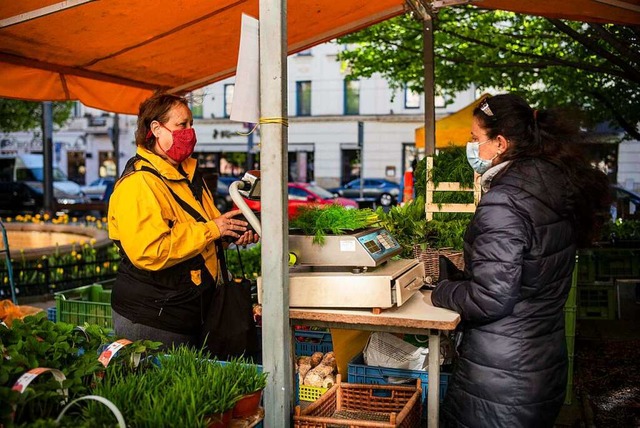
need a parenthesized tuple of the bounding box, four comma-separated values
(230, 172, 427, 312)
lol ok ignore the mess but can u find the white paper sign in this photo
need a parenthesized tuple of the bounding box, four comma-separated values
(230, 14, 260, 124)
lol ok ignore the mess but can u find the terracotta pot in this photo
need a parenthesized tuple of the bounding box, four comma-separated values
(232, 389, 263, 418)
(207, 408, 232, 428)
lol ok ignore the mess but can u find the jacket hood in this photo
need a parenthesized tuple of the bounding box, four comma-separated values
(493, 158, 573, 218)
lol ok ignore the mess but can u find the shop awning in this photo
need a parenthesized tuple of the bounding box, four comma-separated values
(415, 94, 491, 149)
(1, 1, 638, 114)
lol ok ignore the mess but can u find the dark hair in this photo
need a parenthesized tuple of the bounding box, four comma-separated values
(135, 92, 190, 150)
(474, 93, 611, 247)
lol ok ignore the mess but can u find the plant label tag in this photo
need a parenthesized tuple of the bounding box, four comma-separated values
(340, 240, 356, 252)
(12, 367, 66, 394)
(98, 339, 132, 367)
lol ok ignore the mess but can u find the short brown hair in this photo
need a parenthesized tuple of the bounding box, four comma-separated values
(135, 92, 190, 150)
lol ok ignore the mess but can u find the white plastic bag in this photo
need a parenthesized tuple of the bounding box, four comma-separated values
(363, 332, 428, 372)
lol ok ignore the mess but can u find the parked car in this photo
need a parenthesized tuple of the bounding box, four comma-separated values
(81, 177, 116, 201)
(241, 182, 358, 219)
(0, 181, 92, 216)
(328, 178, 400, 207)
(213, 176, 240, 213)
(612, 184, 640, 219)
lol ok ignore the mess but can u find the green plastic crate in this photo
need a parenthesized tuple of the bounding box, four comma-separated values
(54, 283, 113, 328)
(564, 355, 574, 405)
(576, 250, 596, 284)
(595, 249, 640, 280)
(577, 284, 616, 320)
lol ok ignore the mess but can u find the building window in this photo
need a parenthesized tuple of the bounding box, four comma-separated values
(224, 84, 235, 118)
(296, 81, 312, 116)
(404, 88, 421, 109)
(344, 80, 360, 115)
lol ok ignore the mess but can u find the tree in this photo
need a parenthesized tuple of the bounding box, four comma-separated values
(0, 99, 73, 133)
(337, 7, 640, 140)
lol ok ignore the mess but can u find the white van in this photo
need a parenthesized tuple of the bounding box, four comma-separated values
(0, 154, 90, 214)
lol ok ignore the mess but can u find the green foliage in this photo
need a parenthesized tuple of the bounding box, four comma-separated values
(0, 99, 73, 133)
(289, 205, 379, 245)
(376, 196, 429, 258)
(0, 312, 161, 426)
(425, 219, 469, 250)
(601, 219, 640, 242)
(224, 355, 268, 395)
(225, 244, 262, 278)
(338, 8, 640, 140)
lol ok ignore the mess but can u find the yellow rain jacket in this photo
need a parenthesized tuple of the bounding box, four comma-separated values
(108, 147, 223, 334)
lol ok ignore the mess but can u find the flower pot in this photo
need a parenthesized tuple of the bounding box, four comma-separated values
(232, 389, 263, 418)
(207, 409, 232, 428)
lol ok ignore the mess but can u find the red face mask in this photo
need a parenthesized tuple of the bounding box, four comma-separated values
(157, 123, 197, 163)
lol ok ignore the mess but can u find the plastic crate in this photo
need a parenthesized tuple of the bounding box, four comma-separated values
(576, 250, 596, 283)
(294, 330, 333, 356)
(294, 376, 422, 428)
(595, 249, 640, 280)
(298, 385, 328, 402)
(577, 284, 616, 320)
(46, 306, 57, 322)
(564, 306, 576, 337)
(347, 353, 450, 409)
(54, 284, 113, 328)
(564, 355, 575, 405)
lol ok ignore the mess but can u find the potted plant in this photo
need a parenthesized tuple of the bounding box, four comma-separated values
(225, 356, 268, 418)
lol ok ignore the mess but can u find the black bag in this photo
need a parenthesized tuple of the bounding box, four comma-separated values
(201, 242, 260, 361)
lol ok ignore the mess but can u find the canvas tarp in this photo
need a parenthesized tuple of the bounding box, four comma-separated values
(0, 0, 638, 114)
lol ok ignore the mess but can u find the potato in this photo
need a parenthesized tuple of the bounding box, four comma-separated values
(322, 374, 336, 389)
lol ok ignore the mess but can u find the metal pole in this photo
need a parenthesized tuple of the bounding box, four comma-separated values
(260, 0, 292, 425)
(423, 15, 435, 156)
(112, 113, 120, 178)
(358, 121, 364, 202)
(42, 101, 54, 214)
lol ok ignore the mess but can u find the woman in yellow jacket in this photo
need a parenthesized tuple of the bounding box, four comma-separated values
(108, 93, 259, 348)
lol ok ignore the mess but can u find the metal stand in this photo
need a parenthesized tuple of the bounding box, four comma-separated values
(0, 221, 17, 303)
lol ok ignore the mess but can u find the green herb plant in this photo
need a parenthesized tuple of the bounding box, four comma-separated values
(225, 356, 268, 395)
(290, 205, 379, 245)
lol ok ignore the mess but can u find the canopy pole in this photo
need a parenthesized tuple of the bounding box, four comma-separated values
(423, 13, 435, 156)
(42, 101, 54, 214)
(260, 0, 292, 425)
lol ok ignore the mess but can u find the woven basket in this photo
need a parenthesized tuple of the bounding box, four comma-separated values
(413, 245, 464, 285)
(294, 374, 422, 428)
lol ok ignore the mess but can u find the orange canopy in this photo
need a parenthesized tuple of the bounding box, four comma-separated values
(0, 1, 637, 114)
(415, 94, 491, 149)
(0, 0, 406, 114)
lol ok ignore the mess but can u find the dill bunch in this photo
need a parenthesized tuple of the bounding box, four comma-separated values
(290, 205, 379, 244)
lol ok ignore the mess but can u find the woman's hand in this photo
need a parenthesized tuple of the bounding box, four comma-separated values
(234, 230, 260, 246)
(213, 209, 248, 241)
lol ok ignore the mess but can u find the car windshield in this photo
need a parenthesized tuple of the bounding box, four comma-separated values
(306, 185, 335, 199)
(17, 167, 69, 182)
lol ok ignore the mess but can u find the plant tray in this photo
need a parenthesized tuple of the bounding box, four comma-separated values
(54, 283, 112, 328)
(294, 376, 422, 428)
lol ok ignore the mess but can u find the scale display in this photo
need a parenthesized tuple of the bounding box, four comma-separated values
(357, 229, 401, 262)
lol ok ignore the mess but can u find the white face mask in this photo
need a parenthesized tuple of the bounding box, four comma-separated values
(466, 140, 495, 174)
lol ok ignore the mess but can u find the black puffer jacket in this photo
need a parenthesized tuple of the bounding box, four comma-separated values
(432, 158, 575, 428)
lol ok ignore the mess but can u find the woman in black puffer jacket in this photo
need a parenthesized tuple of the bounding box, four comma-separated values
(432, 94, 610, 428)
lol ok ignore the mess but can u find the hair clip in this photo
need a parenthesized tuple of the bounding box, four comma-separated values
(479, 100, 494, 117)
